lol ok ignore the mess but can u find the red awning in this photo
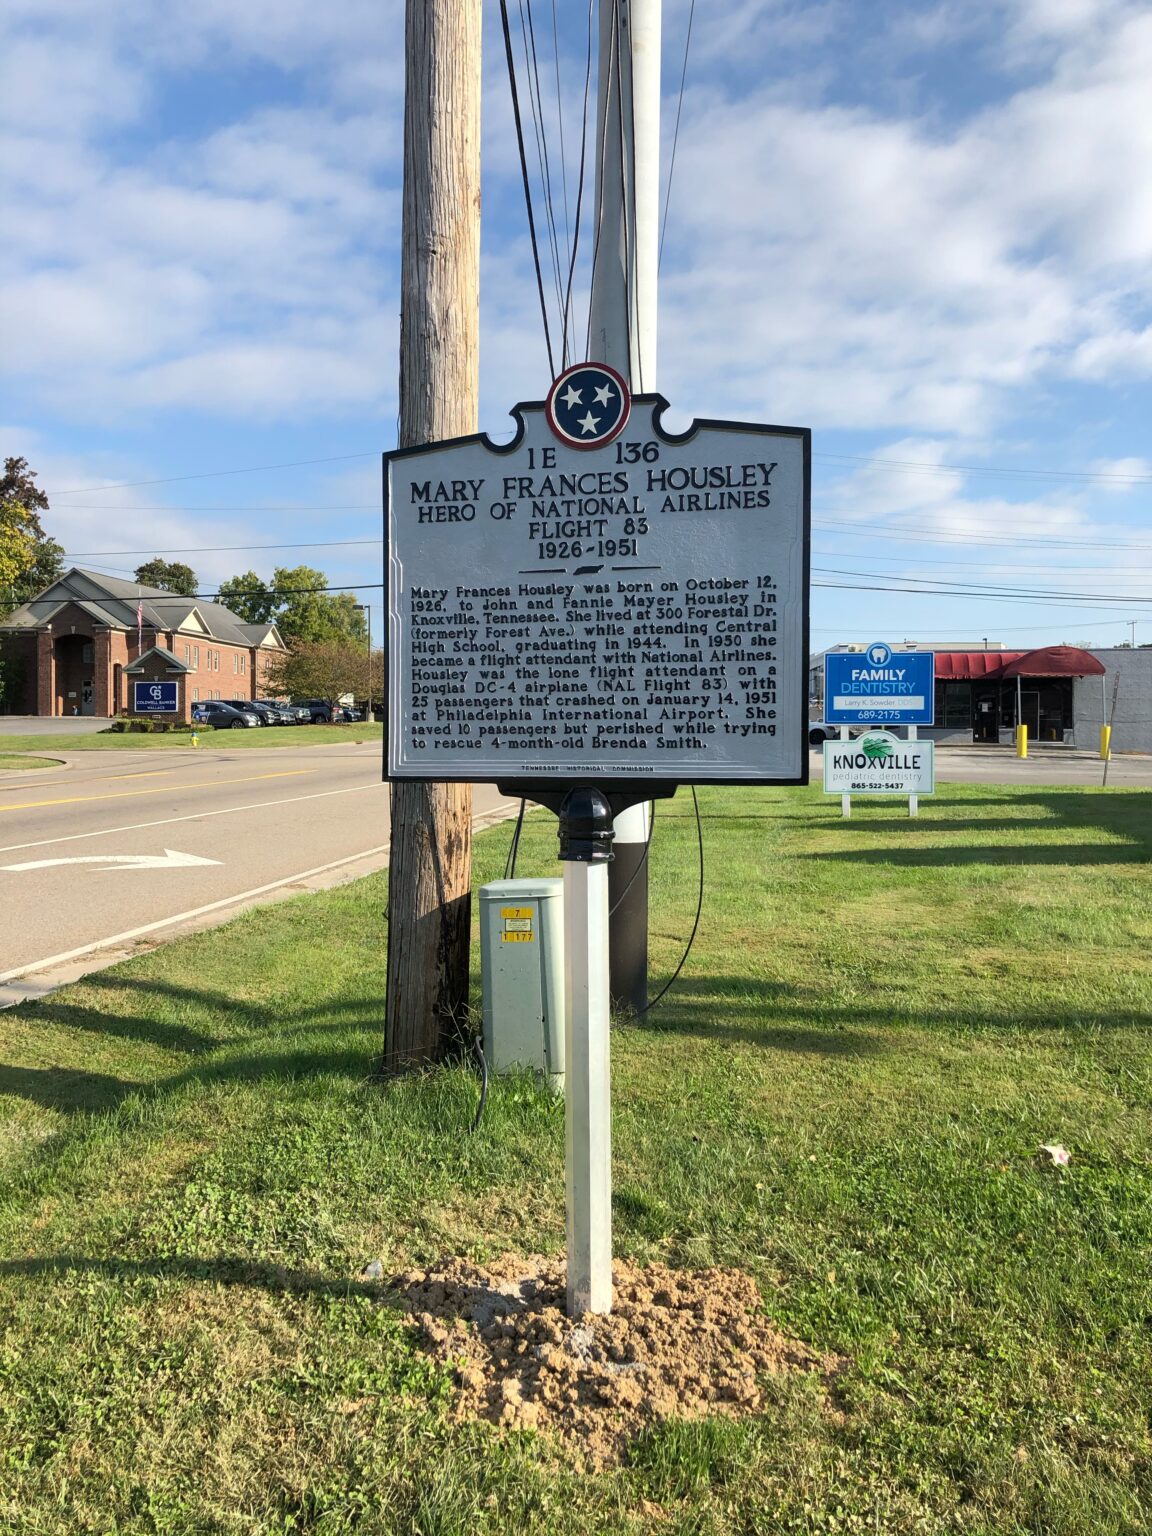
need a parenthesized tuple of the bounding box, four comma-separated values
(999, 646, 1105, 679)
(931, 651, 1026, 680)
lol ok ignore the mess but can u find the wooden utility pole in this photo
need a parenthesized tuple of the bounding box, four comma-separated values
(384, 0, 482, 1067)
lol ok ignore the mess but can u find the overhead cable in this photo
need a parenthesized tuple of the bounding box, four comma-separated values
(499, 0, 556, 376)
(659, 0, 695, 270)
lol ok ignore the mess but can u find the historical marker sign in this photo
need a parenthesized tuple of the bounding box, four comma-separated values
(823, 729, 936, 794)
(384, 394, 810, 787)
(824, 643, 935, 727)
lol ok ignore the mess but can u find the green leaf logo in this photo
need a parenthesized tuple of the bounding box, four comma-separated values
(861, 736, 894, 762)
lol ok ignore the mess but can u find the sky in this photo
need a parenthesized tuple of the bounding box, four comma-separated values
(2, 0, 1151, 653)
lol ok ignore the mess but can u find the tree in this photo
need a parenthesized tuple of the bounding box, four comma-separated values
(133, 559, 198, 595)
(1, 458, 64, 616)
(263, 638, 369, 703)
(216, 571, 276, 624)
(270, 565, 368, 644)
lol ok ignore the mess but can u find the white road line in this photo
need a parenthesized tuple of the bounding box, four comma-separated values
(0, 782, 381, 855)
(0, 845, 393, 983)
(0, 798, 522, 986)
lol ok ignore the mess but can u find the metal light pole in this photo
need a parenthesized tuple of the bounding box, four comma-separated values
(589, 0, 661, 1015)
(356, 603, 375, 722)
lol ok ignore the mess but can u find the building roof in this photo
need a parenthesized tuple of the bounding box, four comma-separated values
(933, 651, 1027, 680)
(999, 646, 1106, 678)
(0, 568, 285, 650)
(123, 646, 194, 674)
(934, 647, 1105, 680)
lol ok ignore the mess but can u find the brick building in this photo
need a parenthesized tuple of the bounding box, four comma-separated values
(0, 568, 286, 721)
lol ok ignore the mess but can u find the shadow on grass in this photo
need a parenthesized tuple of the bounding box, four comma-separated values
(630, 976, 1151, 1045)
(0, 1251, 389, 1299)
(808, 843, 1148, 868)
(811, 791, 1152, 864)
(0, 1063, 141, 1114)
(6, 953, 1150, 1118)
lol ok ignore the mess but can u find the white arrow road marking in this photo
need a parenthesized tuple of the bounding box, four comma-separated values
(0, 849, 222, 873)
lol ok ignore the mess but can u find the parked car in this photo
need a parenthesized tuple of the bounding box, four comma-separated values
(808, 720, 838, 747)
(219, 697, 275, 725)
(258, 699, 308, 724)
(191, 701, 262, 729)
(293, 698, 336, 723)
(339, 705, 363, 722)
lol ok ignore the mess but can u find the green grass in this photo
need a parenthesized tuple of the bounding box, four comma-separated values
(1, 783, 1150, 1534)
(0, 755, 59, 771)
(0, 722, 383, 754)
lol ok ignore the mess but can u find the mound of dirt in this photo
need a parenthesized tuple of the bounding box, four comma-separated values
(388, 1254, 831, 1467)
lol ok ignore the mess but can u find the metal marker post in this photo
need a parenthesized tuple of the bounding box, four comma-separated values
(558, 787, 615, 1317)
(839, 726, 851, 818)
(590, 0, 661, 1015)
(907, 725, 918, 818)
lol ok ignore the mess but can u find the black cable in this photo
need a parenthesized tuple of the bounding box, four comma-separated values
(520, 0, 568, 345)
(551, 0, 572, 278)
(561, 0, 595, 362)
(607, 799, 655, 916)
(613, 0, 635, 381)
(584, 1, 616, 359)
(634, 784, 704, 1016)
(659, 0, 695, 272)
(469, 1036, 490, 1135)
(499, 0, 556, 377)
(504, 798, 527, 879)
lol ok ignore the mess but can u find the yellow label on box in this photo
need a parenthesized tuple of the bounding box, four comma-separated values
(500, 906, 533, 919)
(501, 930, 535, 943)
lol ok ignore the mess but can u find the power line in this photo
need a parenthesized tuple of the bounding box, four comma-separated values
(519, 0, 568, 346)
(66, 538, 381, 558)
(818, 453, 1152, 485)
(659, 0, 695, 271)
(561, 0, 596, 363)
(813, 547, 1152, 574)
(44, 453, 376, 497)
(813, 578, 1152, 609)
(53, 504, 377, 512)
(813, 564, 1152, 603)
(816, 518, 1152, 551)
(500, 0, 557, 377)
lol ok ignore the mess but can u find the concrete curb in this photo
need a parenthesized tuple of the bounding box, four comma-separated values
(0, 758, 69, 778)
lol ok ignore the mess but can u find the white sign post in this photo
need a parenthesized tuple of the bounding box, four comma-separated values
(385, 390, 811, 1316)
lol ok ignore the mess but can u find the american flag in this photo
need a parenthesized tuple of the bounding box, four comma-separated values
(136, 597, 143, 650)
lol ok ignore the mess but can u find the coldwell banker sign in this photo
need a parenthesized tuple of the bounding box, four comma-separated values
(384, 365, 811, 788)
(133, 681, 178, 714)
(824, 642, 935, 726)
(823, 730, 935, 794)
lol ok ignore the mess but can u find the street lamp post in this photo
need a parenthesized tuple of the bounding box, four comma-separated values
(355, 603, 375, 722)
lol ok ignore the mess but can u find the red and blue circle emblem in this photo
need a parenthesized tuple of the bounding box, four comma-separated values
(545, 361, 631, 450)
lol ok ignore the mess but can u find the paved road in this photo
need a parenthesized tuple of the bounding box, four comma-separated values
(0, 744, 519, 1003)
(0, 715, 113, 736)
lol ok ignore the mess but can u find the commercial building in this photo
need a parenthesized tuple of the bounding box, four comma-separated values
(0, 568, 286, 721)
(812, 641, 1152, 754)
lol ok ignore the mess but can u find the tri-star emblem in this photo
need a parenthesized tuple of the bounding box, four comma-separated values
(545, 361, 631, 449)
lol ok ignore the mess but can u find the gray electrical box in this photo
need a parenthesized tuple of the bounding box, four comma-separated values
(479, 877, 565, 1090)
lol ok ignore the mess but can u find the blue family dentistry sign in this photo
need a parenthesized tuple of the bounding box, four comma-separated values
(823, 642, 935, 727)
(133, 681, 178, 714)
